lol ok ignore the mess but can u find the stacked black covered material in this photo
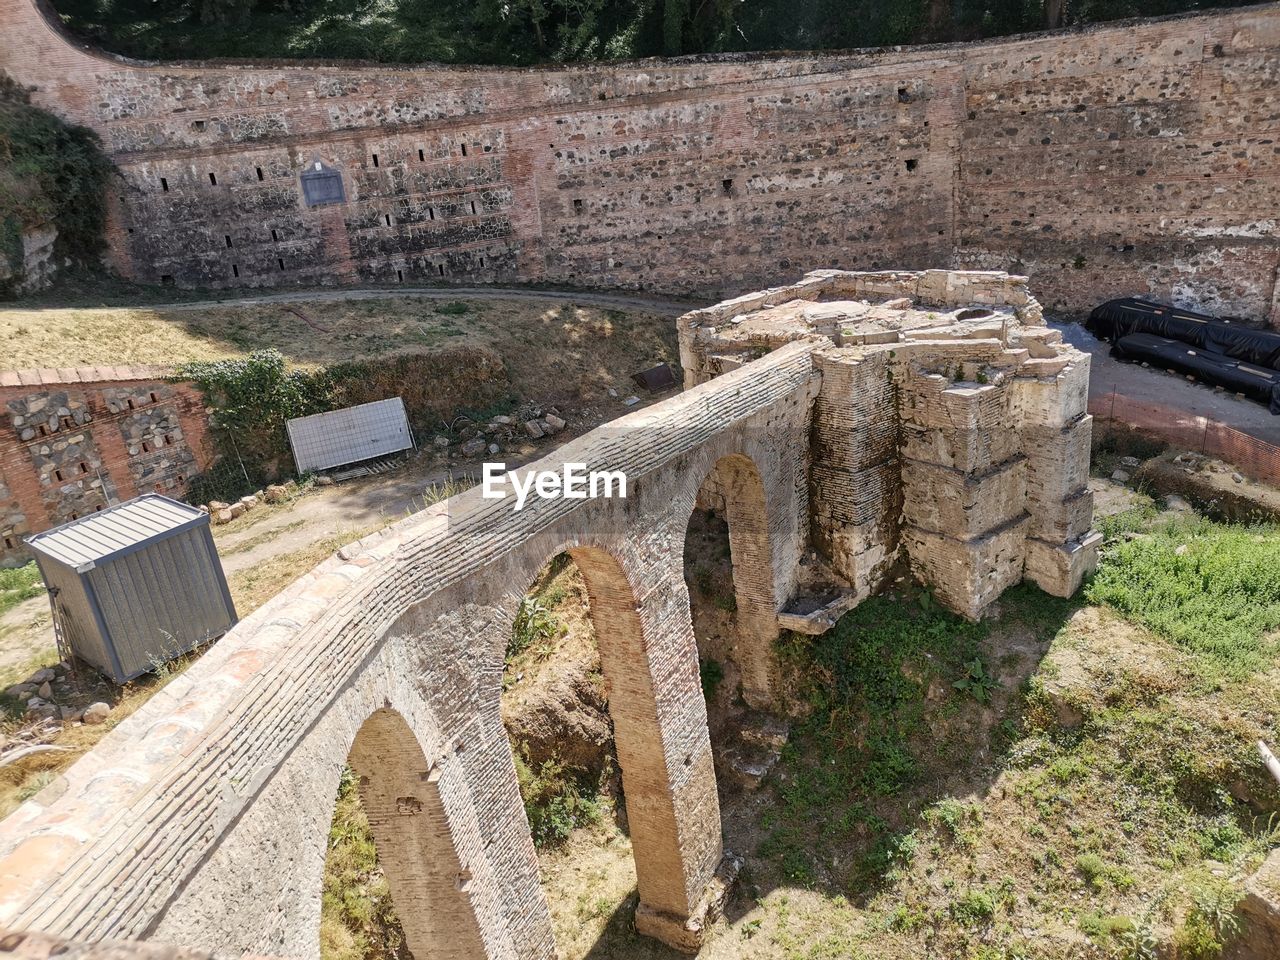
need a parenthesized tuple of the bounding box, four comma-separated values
(1086, 298, 1280, 413)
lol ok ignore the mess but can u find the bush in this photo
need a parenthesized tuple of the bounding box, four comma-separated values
(180, 347, 513, 501)
(179, 350, 332, 496)
(0, 562, 43, 616)
(513, 751, 604, 847)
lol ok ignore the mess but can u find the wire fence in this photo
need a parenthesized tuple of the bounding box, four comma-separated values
(1090, 388, 1280, 486)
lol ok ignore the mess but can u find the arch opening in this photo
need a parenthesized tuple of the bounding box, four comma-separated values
(502, 543, 723, 953)
(502, 551, 628, 955)
(321, 707, 487, 960)
(683, 453, 780, 711)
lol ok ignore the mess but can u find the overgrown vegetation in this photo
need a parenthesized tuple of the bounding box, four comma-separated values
(52, 0, 1265, 65)
(734, 511, 1279, 959)
(1086, 514, 1280, 681)
(0, 74, 113, 296)
(321, 767, 410, 960)
(0, 562, 43, 617)
(180, 346, 511, 501)
(514, 751, 607, 848)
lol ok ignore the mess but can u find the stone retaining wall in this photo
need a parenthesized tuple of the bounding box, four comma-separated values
(0, 0, 1277, 322)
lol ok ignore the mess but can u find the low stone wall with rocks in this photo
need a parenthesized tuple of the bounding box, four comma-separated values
(0, 367, 210, 567)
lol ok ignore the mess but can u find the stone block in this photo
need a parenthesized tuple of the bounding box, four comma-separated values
(1024, 415, 1093, 506)
(903, 516, 1029, 621)
(901, 457, 1027, 541)
(1027, 486, 1094, 543)
(1024, 532, 1102, 598)
(1011, 354, 1091, 429)
(901, 376, 1011, 433)
(899, 419, 1021, 473)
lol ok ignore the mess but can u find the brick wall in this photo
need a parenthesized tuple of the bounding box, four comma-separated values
(0, 367, 210, 567)
(0, 0, 1277, 323)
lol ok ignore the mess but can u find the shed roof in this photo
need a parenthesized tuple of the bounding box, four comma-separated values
(26, 494, 207, 572)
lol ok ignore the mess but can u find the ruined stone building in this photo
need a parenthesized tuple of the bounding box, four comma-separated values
(0, 270, 1097, 958)
(0, 369, 211, 567)
(0, 0, 1278, 322)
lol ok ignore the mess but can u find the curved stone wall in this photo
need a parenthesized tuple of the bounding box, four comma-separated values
(0, 0, 1277, 321)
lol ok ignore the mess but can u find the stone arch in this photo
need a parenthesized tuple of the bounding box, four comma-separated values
(500, 540, 723, 947)
(688, 453, 780, 709)
(343, 706, 489, 960)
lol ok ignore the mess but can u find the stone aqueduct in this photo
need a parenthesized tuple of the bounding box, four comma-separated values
(1, 0, 1280, 321)
(0, 0, 1273, 954)
(0, 268, 1097, 957)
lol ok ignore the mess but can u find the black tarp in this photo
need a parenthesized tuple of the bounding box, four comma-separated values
(1111, 333, 1280, 413)
(1087, 297, 1280, 368)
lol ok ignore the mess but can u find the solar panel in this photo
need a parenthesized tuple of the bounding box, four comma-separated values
(286, 398, 413, 474)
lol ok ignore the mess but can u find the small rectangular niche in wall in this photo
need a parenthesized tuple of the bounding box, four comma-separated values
(573, 198, 583, 214)
(160, 177, 169, 193)
(418, 149, 425, 162)
(905, 158, 919, 172)
(278, 257, 285, 271)
(371, 153, 379, 168)
(385, 213, 392, 226)
(271, 228, 279, 241)
(209, 172, 218, 186)
(460, 143, 468, 157)
(722, 178, 734, 194)
(256, 167, 264, 181)
(224, 235, 233, 248)
(232, 264, 240, 278)
(469, 200, 476, 215)
(428, 207, 435, 221)
(396, 269, 404, 282)
(438, 264, 445, 276)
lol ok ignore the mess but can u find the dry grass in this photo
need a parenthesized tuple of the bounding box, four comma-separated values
(227, 524, 383, 620)
(0, 297, 678, 403)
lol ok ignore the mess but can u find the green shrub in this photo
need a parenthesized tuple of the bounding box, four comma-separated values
(0, 562, 43, 616)
(513, 751, 604, 847)
(434, 301, 471, 316)
(508, 597, 558, 662)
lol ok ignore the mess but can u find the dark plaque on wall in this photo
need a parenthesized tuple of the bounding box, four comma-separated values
(300, 162, 345, 207)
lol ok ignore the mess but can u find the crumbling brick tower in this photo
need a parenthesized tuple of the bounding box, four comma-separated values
(680, 268, 1100, 620)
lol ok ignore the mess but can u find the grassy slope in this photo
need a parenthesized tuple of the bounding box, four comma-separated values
(0, 564, 42, 617)
(565, 507, 1280, 960)
(0, 296, 677, 403)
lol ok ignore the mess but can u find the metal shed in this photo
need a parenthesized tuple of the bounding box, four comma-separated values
(25, 494, 238, 684)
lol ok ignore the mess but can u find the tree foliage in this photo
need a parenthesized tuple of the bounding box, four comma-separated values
(53, 0, 1264, 65)
(0, 73, 114, 293)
